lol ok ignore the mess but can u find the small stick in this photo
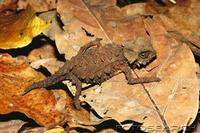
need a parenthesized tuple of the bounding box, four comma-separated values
(133, 71, 170, 133)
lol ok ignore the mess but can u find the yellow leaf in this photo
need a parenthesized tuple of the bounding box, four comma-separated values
(0, 7, 49, 49)
(44, 126, 64, 133)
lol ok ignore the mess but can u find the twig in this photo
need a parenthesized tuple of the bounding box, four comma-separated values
(133, 70, 170, 133)
(82, 0, 113, 44)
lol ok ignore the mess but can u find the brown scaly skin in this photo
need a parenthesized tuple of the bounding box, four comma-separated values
(21, 37, 160, 109)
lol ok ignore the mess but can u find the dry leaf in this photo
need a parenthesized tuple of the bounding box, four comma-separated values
(53, 0, 199, 132)
(75, 18, 199, 132)
(121, 0, 200, 56)
(0, 120, 25, 133)
(44, 126, 64, 133)
(56, 0, 148, 59)
(39, 11, 63, 40)
(0, 7, 49, 49)
(0, 0, 17, 12)
(121, 3, 147, 16)
(30, 58, 64, 74)
(28, 44, 56, 62)
(0, 54, 105, 131)
(21, 127, 47, 133)
(95, 129, 116, 133)
(0, 1, 198, 132)
(144, 0, 200, 56)
(147, 0, 200, 34)
(17, 0, 57, 12)
(0, 54, 69, 127)
(27, 43, 65, 76)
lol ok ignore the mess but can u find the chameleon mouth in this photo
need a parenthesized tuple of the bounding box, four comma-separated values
(135, 62, 141, 68)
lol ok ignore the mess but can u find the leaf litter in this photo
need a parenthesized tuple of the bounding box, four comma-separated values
(0, 0, 199, 132)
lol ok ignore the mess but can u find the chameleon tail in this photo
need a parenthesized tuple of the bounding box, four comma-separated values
(21, 74, 67, 96)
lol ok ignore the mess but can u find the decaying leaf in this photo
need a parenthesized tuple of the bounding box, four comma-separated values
(0, 53, 108, 131)
(56, 0, 149, 59)
(0, 120, 26, 133)
(0, 7, 49, 49)
(17, 0, 57, 12)
(1, 0, 199, 132)
(0, 54, 68, 127)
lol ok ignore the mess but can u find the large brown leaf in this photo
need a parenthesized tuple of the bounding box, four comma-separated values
(56, 0, 149, 59)
(53, 0, 199, 132)
(17, 0, 57, 12)
(65, 18, 199, 132)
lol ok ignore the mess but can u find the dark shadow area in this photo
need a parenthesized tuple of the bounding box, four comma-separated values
(155, 0, 166, 6)
(94, 119, 122, 132)
(37, 66, 52, 77)
(0, 112, 43, 133)
(177, 113, 198, 133)
(195, 55, 200, 64)
(48, 82, 74, 98)
(0, 112, 38, 125)
(117, 0, 147, 7)
(93, 119, 145, 133)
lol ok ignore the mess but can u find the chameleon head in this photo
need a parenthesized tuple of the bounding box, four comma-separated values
(123, 36, 156, 68)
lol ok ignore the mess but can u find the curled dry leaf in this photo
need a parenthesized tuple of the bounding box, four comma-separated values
(0, 120, 26, 133)
(0, 54, 95, 130)
(56, 0, 148, 59)
(17, 0, 57, 12)
(0, 7, 49, 49)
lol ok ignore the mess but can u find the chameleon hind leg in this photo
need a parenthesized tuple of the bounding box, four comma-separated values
(70, 74, 82, 110)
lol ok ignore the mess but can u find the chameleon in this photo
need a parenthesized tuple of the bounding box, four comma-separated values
(21, 36, 160, 109)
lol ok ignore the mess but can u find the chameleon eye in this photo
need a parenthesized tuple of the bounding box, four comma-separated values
(139, 51, 149, 59)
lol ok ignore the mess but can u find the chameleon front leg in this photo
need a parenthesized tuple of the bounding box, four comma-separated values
(70, 74, 82, 110)
(121, 64, 161, 85)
